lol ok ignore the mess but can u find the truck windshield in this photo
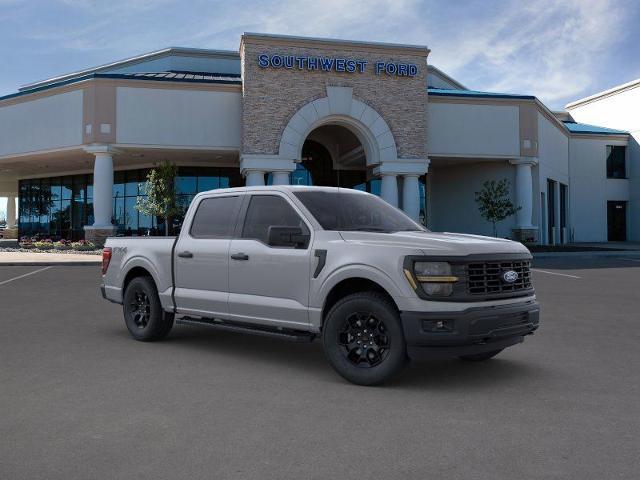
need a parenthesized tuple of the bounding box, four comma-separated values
(293, 190, 425, 233)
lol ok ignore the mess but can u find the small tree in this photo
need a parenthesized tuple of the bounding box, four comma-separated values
(136, 161, 181, 236)
(474, 179, 520, 237)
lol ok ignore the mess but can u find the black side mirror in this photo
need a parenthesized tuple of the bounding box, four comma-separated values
(267, 225, 310, 248)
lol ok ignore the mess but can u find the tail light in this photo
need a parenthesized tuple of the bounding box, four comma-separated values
(102, 247, 112, 275)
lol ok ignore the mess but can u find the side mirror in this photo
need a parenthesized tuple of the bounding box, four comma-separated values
(267, 226, 310, 248)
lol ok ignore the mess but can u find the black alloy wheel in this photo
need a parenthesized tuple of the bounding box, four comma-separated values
(323, 291, 407, 386)
(123, 276, 174, 341)
(339, 312, 391, 368)
(130, 290, 151, 328)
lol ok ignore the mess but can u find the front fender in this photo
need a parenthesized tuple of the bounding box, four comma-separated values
(311, 263, 407, 310)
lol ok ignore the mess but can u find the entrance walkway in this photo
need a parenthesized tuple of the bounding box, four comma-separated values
(0, 251, 101, 266)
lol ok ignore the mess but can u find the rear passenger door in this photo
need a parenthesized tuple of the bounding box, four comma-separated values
(173, 194, 242, 317)
(227, 193, 312, 329)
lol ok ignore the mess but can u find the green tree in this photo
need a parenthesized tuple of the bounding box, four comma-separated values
(136, 161, 181, 236)
(474, 179, 520, 237)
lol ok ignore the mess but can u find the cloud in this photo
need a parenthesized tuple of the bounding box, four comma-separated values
(1, 0, 637, 108)
(426, 0, 633, 107)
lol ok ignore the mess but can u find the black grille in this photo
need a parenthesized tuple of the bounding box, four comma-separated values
(466, 260, 532, 295)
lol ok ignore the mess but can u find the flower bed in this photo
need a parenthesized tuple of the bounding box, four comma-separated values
(7, 236, 101, 255)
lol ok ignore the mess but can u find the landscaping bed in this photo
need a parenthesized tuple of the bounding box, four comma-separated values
(0, 238, 102, 255)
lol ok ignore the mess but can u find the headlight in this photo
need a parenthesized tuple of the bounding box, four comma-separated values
(411, 261, 458, 297)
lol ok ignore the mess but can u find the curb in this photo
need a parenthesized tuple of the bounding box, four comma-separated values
(533, 251, 640, 258)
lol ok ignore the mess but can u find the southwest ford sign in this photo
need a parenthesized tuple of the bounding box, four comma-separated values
(257, 54, 418, 77)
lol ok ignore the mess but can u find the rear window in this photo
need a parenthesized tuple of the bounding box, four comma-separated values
(190, 195, 240, 238)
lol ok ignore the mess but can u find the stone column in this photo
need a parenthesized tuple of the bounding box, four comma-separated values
(380, 174, 398, 207)
(271, 171, 290, 185)
(240, 154, 295, 187)
(245, 170, 265, 186)
(84, 145, 117, 246)
(509, 158, 538, 243)
(374, 159, 429, 212)
(6, 195, 16, 228)
(2, 194, 18, 239)
(401, 174, 420, 221)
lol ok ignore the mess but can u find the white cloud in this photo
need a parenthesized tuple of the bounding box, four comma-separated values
(426, 0, 630, 107)
(2, 0, 635, 108)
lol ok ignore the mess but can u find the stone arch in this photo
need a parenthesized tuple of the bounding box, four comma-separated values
(278, 86, 398, 166)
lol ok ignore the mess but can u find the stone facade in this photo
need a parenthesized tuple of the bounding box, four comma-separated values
(240, 35, 429, 161)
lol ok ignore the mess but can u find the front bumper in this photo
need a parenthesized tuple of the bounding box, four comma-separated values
(400, 300, 539, 360)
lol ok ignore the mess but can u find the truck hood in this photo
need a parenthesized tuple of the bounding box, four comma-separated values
(339, 230, 531, 256)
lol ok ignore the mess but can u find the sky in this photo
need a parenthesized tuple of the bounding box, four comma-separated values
(1, 0, 640, 215)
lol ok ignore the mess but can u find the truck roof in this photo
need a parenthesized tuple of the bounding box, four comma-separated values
(195, 185, 370, 196)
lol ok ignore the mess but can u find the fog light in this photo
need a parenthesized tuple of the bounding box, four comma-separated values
(421, 283, 453, 296)
(422, 319, 455, 333)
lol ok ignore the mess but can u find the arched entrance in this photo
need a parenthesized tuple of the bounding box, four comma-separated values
(241, 86, 428, 221)
(289, 124, 380, 195)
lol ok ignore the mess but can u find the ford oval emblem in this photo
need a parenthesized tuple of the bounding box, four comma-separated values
(501, 270, 519, 284)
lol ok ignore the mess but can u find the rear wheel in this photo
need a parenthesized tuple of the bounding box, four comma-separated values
(322, 292, 406, 386)
(123, 276, 174, 341)
(459, 349, 503, 362)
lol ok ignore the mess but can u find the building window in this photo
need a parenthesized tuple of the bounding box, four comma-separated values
(606, 145, 626, 179)
(18, 166, 242, 240)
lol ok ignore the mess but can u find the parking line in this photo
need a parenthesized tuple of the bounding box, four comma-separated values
(0, 266, 52, 286)
(531, 269, 581, 279)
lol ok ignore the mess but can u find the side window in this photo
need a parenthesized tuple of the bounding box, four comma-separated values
(606, 145, 626, 179)
(190, 195, 240, 238)
(242, 195, 308, 245)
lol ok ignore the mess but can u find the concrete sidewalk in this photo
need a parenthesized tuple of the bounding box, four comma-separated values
(0, 251, 101, 266)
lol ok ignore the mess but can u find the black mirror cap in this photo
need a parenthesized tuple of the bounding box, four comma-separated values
(267, 226, 310, 248)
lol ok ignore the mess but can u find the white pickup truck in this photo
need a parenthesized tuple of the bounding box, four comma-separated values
(101, 186, 539, 385)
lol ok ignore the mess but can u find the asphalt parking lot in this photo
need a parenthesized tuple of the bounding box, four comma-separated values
(1, 257, 639, 479)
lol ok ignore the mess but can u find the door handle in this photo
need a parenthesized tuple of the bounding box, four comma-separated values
(230, 253, 249, 261)
(177, 251, 193, 258)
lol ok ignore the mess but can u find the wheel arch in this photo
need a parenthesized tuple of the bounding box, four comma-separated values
(320, 275, 400, 328)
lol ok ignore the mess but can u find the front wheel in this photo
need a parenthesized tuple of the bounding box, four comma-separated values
(123, 276, 174, 341)
(322, 292, 407, 386)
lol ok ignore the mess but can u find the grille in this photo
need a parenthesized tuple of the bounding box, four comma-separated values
(466, 260, 532, 296)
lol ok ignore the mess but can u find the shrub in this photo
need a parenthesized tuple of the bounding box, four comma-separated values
(53, 240, 73, 250)
(71, 240, 97, 251)
(33, 240, 54, 250)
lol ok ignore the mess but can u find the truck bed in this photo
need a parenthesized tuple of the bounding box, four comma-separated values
(102, 236, 178, 308)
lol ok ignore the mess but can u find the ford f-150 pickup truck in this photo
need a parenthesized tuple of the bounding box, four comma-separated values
(101, 186, 539, 385)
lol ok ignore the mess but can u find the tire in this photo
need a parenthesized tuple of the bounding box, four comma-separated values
(322, 292, 407, 386)
(123, 276, 174, 341)
(459, 349, 503, 362)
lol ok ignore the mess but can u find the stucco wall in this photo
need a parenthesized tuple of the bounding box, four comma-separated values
(429, 161, 517, 238)
(568, 86, 639, 241)
(0, 90, 83, 156)
(115, 87, 242, 148)
(240, 37, 428, 159)
(569, 137, 629, 242)
(427, 102, 520, 157)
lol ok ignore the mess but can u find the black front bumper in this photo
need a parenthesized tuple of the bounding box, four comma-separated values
(400, 300, 540, 360)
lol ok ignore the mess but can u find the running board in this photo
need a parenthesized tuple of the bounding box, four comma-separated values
(176, 316, 316, 343)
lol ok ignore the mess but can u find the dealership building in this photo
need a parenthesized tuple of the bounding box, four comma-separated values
(0, 33, 637, 245)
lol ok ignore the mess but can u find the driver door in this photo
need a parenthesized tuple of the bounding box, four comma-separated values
(227, 193, 312, 330)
